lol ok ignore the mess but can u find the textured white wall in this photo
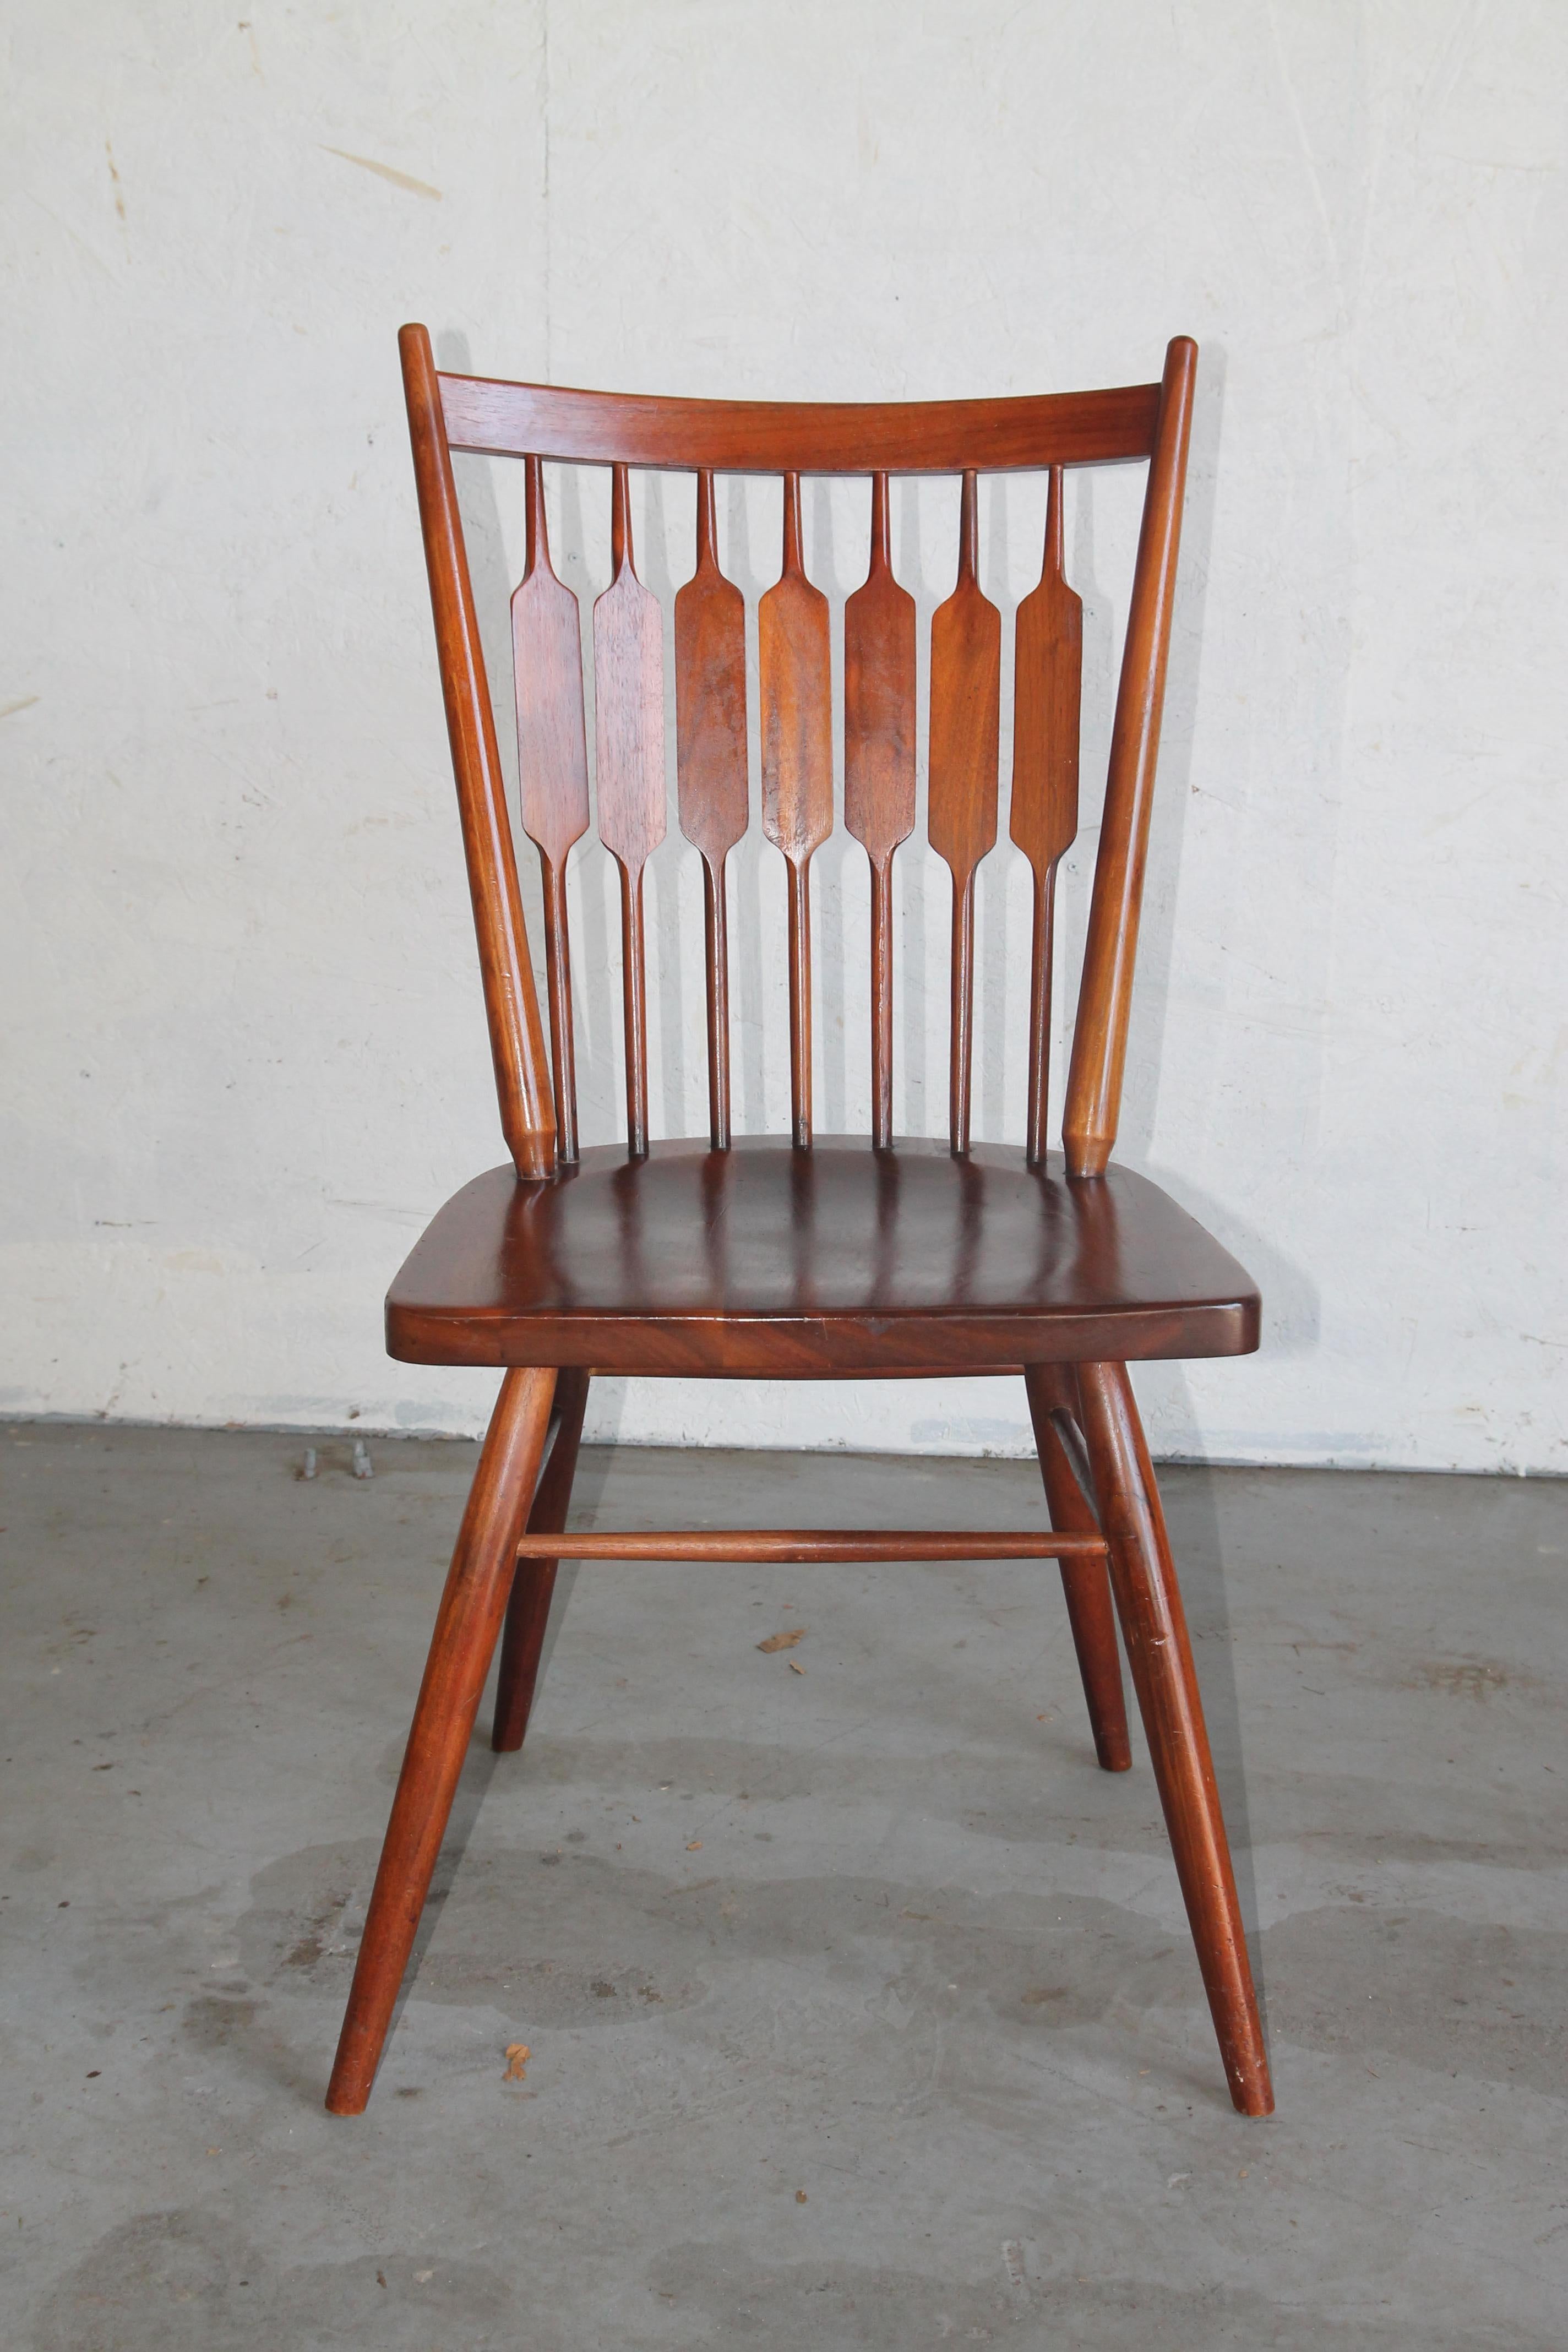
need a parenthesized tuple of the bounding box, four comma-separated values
(3, 2, 1564, 1471)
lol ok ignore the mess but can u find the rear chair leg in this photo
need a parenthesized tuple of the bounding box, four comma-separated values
(493, 1369, 591, 1752)
(1025, 1365, 1131, 1771)
(1075, 1359, 1274, 2117)
(326, 1365, 557, 2116)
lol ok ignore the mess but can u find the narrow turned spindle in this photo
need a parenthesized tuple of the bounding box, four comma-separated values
(759, 470, 833, 1149)
(845, 471, 916, 1151)
(928, 467, 1000, 1156)
(512, 455, 590, 1161)
(592, 462, 666, 1158)
(675, 468, 749, 1150)
(1011, 464, 1083, 1165)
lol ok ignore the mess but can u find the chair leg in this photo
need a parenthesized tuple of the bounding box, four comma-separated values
(1024, 1365, 1131, 1772)
(1075, 1360, 1273, 2117)
(492, 1368, 591, 1752)
(325, 1365, 557, 2116)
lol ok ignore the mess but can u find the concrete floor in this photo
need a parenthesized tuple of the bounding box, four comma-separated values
(0, 1422, 1564, 2348)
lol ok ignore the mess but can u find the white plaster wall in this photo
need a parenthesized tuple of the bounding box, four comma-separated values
(2, 1, 1564, 1471)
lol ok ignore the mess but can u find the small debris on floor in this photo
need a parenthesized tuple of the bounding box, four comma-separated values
(756, 1626, 807, 1652)
(788, 1660, 805, 1674)
(351, 1440, 373, 1480)
(503, 2043, 530, 2082)
(796, 2189, 808, 2203)
(686, 1839, 702, 1850)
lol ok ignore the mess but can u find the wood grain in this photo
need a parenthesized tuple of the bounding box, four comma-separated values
(675, 470, 748, 1148)
(1011, 466, 1083, 1166)
(592, 463, 666, 1158)
(928, 470, 1001, 1155)
(384, 1138, 1262, 1378)
(512, 456, 590, 1161)
(759, 473, 833, 1146)
(845, 472, 916, 1150)
(439, 371, 1163, 473)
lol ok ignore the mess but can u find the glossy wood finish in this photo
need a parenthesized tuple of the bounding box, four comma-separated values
(929, 471, 1001, 1154)
(399, 325, 555, 1178)
(1075, 1360, 1273, 2115)
(336, 330, 1275, 2118)
(522, 1528, 1107, 1562)
(326, 1364, 557, 2114)
(385, 1140, 1261, 1377)
(441, 372, 1164, 472)
(675, 471, 749, 1149)
(512, 457, 590, 1161)
(844, 473, 916, 1151)
(593, 465, 666, 1158)
(1065, 337, 1196, 1177)
(759, 475, 834, 1146)
(1012, 467, 1082, 1166)
(491, 1366, 590, 1752)
(1024, 1364, 1130, 1772)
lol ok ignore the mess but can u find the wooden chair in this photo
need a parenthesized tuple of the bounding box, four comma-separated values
(324, 327, 1273, 2119)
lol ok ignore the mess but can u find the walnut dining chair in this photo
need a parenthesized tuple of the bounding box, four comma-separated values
(324, 326, 1273, 2120)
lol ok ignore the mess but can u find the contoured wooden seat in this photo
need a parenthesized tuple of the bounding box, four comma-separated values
(388, 1142, 1259, 1376)
(326, 328, 1274, 2122)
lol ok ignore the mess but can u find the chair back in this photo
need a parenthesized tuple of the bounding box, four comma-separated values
(398, 326, 1196, 1182)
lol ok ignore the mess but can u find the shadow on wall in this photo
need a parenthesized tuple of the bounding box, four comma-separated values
(427, 330, 1317, 1413)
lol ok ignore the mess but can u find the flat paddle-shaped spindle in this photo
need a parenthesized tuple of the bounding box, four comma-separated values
(593, 463, 666, 1158)
(675, 469, 749, 1148)
(759, 472, 833, 1147)
(845, 472, 916, 1150)
(1011, 465, 1082, 1165)
(513, 456, 591, 1161)
(928, 469, 1001, 1155)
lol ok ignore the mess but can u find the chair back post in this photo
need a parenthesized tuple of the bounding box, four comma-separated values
(399, 323, 557, 1179)
(1062, 335, 1196, 1178)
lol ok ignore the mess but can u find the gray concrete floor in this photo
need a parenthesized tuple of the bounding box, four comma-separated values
(0, 1421, 1564, 2348)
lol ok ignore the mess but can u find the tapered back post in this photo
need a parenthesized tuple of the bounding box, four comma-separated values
(1062, 336, 1196, 1175)
(399, 324, 556, 1179)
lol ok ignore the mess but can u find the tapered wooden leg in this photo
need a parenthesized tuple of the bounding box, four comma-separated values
(492, 1369, 590, 1752)
(1025, 1366, 1131, 1772)
(1075, 1361, 1273, 2116)
(326, 1365, 557, 2116)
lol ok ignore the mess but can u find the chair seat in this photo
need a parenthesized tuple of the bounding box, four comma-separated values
(386, 1136, 1259, 1377)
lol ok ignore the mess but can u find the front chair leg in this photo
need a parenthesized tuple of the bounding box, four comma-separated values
(326, 1364, 557, 2115)
(493, 1368, 591, 1752)
(1075, 1360, 1273, 2117)
(1025, 1365, 1131, 1771)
